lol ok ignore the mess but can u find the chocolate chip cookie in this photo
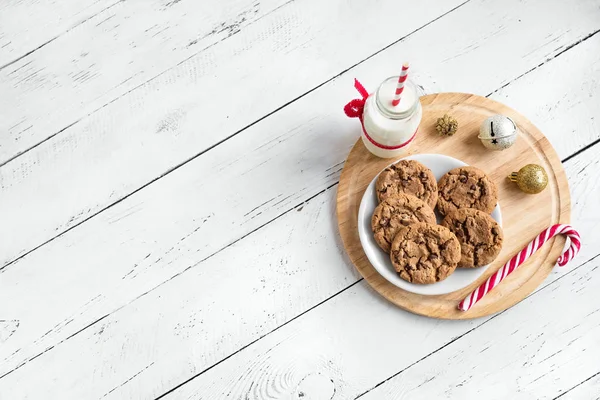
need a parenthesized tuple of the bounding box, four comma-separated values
(390, 223, 461, 284)
(437, 166, 498, 216)
(371, 193, 436, 253)
(441, 208, 504, 268)
(376, 160, 438, 209)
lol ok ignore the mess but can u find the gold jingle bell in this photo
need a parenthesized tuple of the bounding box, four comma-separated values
(508, 164, 548, 194)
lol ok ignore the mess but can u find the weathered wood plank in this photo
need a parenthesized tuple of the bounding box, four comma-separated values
(0, 0, 114, 66)
(560, 372, 600, 400)
(0, 0, 598, 388)
(0, 0, 464, 165)
(0, 0, 289, 164)
(2, 44, 600, 400)
(0, 0, 468, 266)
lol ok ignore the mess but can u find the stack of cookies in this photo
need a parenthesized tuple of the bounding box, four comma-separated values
(372, 160, 504, 284)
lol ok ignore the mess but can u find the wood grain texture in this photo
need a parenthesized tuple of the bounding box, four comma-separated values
(0, 188, 363, 399)
(1, 1, 599, 391)
(337, 94, 569, 319)
(0, 0, 288, 163)
(166, 282, 481, 400)
(0, 0, 467, 268)
(0, 320, 19, 345)
(0, 0, 465, 165)
(0, 0, 114, 66)
(1, 0, 599, 273)
(492, 30, 600, 159)
(560, 373, 600, 400)
(165, 146, 600, 400)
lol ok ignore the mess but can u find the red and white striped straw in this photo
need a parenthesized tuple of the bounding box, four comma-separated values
(391, 63, 410, 107)
(459, 224, 581, 312)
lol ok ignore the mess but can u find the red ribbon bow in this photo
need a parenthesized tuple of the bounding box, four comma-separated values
(343, 79, 369, 119)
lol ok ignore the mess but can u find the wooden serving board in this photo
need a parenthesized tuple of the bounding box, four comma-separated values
(336, 93, 570, 319)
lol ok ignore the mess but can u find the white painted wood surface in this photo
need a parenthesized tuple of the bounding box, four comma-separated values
(0, 0, 114, 66)
(562, 373, 600, 400)
(1, 0, 599, 398)
(2, 0, 599, 382)
(0, 0, 469, 266)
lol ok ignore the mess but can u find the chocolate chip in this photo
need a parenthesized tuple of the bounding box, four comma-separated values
(492, 228, 498, 235)
(429, 254, 439, 260)
(470, 185, 476, 190)
(460, 176, 468, 183)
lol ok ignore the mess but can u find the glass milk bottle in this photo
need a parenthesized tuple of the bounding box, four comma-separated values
(362, 77, 422, 158)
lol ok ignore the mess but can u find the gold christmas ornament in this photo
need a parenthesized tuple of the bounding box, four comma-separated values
(435, 114, 458, 136)
(508, 164, 548, 194)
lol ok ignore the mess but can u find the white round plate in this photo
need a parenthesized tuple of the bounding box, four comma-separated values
(357, 154, 502, 296)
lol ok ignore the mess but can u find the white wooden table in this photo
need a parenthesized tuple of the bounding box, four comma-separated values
(1, 0, 599, 398)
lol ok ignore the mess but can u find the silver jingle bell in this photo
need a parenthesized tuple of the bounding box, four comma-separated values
(478, 115, 518, 150)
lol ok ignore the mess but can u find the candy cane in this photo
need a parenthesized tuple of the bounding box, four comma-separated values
(459, 224, 581, 312)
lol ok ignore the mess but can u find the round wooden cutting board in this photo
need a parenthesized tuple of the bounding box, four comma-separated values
(336, 93, 570, 319)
